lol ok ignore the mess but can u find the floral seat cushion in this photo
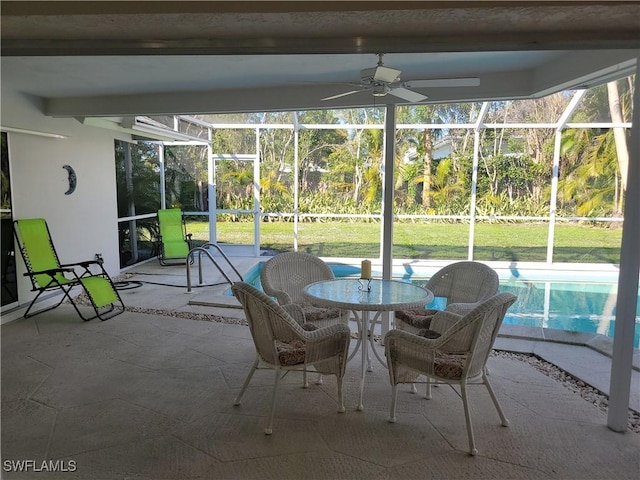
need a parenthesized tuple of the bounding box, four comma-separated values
(301, 305, 343, 323)
(395, 308, 439, 329)
(433, 352, 467, 379)
(418, 329, 442, 339)
(275, 339, 306, 366)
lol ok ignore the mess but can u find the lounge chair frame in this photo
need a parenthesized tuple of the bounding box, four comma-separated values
(13, 218, 124, 321)
(156, 208, 193, 266)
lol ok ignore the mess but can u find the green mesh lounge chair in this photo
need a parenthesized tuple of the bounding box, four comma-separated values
(157, 208, 193, 266)
(13, 218, 124, 321)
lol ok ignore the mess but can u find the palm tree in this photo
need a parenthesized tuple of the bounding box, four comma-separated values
(429, 158, 466, 214)
(558, 75, 634, 216)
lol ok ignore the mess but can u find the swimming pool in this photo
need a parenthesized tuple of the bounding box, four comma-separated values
(233, 263, 640, 348)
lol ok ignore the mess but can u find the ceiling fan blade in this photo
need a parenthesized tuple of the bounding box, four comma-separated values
(403, 77, 480, 88)
(389, 87, 427, 103)
(320, 90, 363, 101)
(289, 80, 364, 87)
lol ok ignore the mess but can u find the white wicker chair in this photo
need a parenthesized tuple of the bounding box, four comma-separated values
(231, 281, 351, 435)
(261, 252, 350, 327)
(395, 261, 499, 336)
(385, 292, 517, 456)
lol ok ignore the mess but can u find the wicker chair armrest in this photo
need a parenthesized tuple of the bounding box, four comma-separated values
(303, 323, 351, 363)
(385, 327, 443, 350)
(387, 315, 475, 354)
(270, 290, 292, 305)
(281, 303, 306, 325)
(445, 302, 481, 316)
(430, 310, 464, 333)
(303, 323, 351, 341)
(433, 311, 480, 354)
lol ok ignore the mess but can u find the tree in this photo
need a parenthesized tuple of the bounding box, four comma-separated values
(607, 80, 630, 195)
(558, 76, 635, 216)
(164, 144, 209, 211)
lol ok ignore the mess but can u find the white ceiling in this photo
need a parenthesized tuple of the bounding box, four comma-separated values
(3, 52, 560, 97)
(2, 1, 639, 117)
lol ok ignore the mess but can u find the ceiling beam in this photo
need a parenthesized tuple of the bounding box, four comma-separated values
(2, 1, 639, 56)
(4, 1, 636, 16)
(4, 32, 640, 57)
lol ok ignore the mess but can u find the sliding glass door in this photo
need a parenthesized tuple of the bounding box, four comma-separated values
(1, 132, 18, 308)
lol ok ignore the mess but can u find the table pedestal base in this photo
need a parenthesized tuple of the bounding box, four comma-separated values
(350, 310, 387, 411)
(303, 278, 433, 412)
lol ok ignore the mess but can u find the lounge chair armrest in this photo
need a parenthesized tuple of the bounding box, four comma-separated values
(60, 260, 101, 268)
(24, 267, 74, 277)
(60, 260, 108, 275)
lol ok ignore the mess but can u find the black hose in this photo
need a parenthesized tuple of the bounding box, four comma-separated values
(114, 280, 229, 289)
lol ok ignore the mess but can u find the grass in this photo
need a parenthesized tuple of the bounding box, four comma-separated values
(188, 220, 622, 263)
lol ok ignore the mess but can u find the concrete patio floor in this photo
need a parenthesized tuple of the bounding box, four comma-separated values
(2, 257, 639, 479)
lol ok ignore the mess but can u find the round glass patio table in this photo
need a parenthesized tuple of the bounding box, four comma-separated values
(303, 278, 433, 411)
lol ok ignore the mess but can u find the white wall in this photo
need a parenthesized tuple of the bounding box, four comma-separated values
(1, 86, 130, 307)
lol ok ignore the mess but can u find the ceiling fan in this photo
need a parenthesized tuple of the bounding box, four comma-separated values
(321, 53, 480, 103)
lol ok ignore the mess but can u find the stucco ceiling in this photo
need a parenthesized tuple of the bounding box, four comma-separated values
(1, 1, 639, 117)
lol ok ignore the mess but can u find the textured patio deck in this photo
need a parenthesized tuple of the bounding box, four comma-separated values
(1, 257, 639, 479)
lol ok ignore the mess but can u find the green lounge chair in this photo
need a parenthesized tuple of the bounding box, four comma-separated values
(13, 218, 124, 321)
(156, 208, 193, 266)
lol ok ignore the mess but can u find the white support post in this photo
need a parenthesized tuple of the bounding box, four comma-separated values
(208, 138, 216, 243)
(608, 60, 640, 432)
(293, 113, 300, 252)
(547, 133, 561, 264)
(469, 102, 490, 260)
(381, 104, 396, 280)
(159, 144, 166, 209)
(380, 104, 397, 340)
(254, 127, 261, 257)
(547, 90, 586, 263)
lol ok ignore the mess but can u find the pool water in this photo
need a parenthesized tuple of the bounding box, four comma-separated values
(233, 263, 640, 348)
(492, 281, 638, 348)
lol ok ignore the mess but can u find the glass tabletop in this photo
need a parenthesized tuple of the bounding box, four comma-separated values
(303, 278, 433, 312)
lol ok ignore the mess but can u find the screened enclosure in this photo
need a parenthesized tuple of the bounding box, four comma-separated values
(116, 78, 634, 268)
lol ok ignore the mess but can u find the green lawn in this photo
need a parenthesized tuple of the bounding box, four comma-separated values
(189, 220, 622, 263)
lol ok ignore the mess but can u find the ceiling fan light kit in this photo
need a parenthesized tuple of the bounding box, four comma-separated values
(361, 64, 401, 84)
(372, 84, 388, 97)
